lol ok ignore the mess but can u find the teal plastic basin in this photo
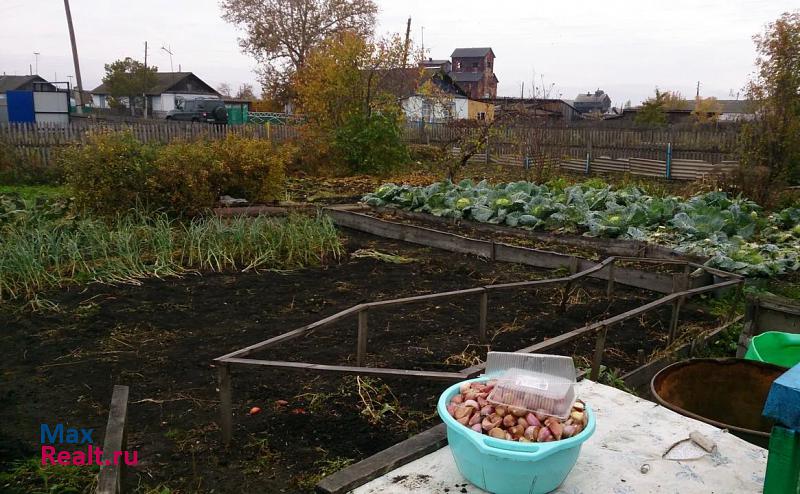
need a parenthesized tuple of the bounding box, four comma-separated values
(438, 376, 596, 494)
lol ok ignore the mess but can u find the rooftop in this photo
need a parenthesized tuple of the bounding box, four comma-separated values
(0, 74, 50, 93)
(451, 47, 495, 58)
(91, 72, 218, 96)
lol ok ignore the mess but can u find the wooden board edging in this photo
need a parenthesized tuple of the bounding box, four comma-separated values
(326, 206, 680, 294)
(315, 424, 448, 494)
(368, 205, 702, 262)
(96, 385, 129, 494)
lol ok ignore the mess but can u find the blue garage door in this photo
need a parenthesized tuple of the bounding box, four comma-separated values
(7, 90, 35, 123)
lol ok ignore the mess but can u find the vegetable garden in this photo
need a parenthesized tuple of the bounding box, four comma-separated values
(363, 180, 800, 276)
(0, 170, 796, 494)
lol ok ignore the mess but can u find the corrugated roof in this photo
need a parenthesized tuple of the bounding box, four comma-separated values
(0, 75, 48, 92)
(91, 72, 218, 96)
(575, 92, 610, 104)
(673, 99, 753, 113)
(451, 47, 494, 58)
(629, 99, 755, 114)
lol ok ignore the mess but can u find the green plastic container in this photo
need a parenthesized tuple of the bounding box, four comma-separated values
(745, 332, 800, 368)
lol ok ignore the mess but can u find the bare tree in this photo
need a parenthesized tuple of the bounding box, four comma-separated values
(220, 0, 377, 100)
(216, 82, 232, 97)
(235, 83, 257, 100)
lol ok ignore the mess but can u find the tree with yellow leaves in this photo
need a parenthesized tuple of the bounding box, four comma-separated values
(692, 96, 723, 124)
(293, 31, 421, 173)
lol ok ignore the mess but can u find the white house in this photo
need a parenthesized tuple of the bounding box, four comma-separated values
(399, 69, 494, 123)
(91, 72, 221, 116)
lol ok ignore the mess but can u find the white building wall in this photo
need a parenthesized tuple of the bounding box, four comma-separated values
(402, 95, 468, 122)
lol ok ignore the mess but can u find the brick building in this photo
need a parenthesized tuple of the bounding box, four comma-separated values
(448, 48, 498, 99)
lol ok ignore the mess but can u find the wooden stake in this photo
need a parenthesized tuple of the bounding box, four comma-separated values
(606, 261, 615, 298)
(669, 297, 683, 343)
(590, 325, 608, 381)
(218, 363, 232, 447)
(357, 309, 368, 367)
(479, 290, 488, 343)
(560, 257, 579, 311)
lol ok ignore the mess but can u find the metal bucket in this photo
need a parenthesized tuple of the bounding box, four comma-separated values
(651, 358, 785, 447)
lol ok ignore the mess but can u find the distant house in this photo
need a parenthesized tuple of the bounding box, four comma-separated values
(449, 48, 499, 99)
(421, 58, 452, 73)
(573, 90, 612, 114)
(91, 72, 221, 115)
(620, 99, 755, 123)
(400, 69, 494, 123)
(0, 75, 57, 93)
(0, 75, 66, 123)
(490, 97, 579, 122)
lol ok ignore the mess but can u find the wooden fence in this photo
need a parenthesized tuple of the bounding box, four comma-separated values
(0, 121, 299, 167)
(412, 122, 742, 180)
(2, 121, 740, 181)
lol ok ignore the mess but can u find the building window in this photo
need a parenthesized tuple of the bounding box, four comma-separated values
(477, 112, 486, 121)
(472, 62, 479, 72)
(456, 61, 462, 70)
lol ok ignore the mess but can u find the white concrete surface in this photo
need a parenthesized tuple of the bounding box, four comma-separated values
(352, 380, 767, 494)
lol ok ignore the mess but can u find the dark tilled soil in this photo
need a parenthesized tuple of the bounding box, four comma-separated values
(0, 230, 719, 493)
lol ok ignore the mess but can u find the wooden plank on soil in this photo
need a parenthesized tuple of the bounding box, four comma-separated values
(315, 424, 448, 494)
(223, 358, 467, 381)
(329, 208, 685, 294)
(96, 385, 129, 494)
(333, 209, 493, 257)
(365, 288, 485, 309)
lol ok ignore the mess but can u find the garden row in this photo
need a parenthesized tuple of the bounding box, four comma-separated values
(0, 195, 342, 305)
(363, 179, 800, 276)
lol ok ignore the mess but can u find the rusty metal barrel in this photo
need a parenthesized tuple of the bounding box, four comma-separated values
(651, 358, 786, 447)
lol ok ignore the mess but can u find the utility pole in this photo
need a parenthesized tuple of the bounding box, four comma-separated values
(696, 81, 700, 98)
(161, 45, 174, 72)
(143, 41, 148, 118)
(421, 26, 424, 55)
(402, 17, 411, 67)
(63, 0, 84, 114)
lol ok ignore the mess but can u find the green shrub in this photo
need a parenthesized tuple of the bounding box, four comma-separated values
(61, 130, 157, 214)
(211, 133, 292, 203)
(148, 140, 224, 216)
(60, 131, 292, 215)
(333, 111, 409, 174)
(408, 144, 445, 164)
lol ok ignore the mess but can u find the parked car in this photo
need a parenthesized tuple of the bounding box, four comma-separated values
(166, 99, 228, 123)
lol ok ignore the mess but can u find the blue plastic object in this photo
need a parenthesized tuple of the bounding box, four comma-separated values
(763, 363, 800, 430)
(438, 376, 596, 494)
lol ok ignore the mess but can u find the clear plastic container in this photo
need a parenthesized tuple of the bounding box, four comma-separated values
(486, 353, 576, 419)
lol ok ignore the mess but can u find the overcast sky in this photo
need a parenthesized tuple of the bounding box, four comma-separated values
(1, 1, 796, 105)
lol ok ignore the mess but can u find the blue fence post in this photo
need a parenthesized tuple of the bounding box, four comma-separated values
(585, 138, 592, 175)
(666, 142, 673, 179)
